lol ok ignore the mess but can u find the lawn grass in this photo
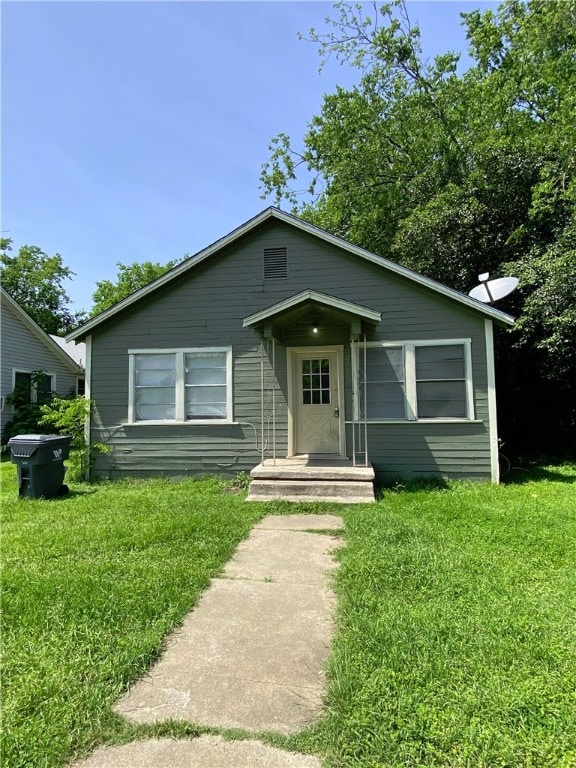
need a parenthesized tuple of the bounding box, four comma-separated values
(0, 464, 264, 768)
(2, 461, 575, 768)
(307, 465, 576, 767)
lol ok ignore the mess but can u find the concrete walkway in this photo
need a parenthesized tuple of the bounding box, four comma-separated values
(73, 513, 343, 768)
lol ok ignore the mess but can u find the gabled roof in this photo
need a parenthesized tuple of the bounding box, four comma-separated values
(67, 207, 514, 341)
(49, 335, 86, 368)
(1, 287, 84, 373)
(243, 290, 382, 328)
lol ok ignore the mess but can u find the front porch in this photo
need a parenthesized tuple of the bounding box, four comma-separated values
(246, 457, 376, 504)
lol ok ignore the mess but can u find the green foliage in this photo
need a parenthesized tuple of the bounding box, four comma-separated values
(1, 371, 55, 446)
(261, 0, 576, 454)
(39, 396, 109, 482)
(0, 239, 85, 333)
(311, 467, 576, 766)
(1, 470, 264, 768)
(90, 259, 179, 316)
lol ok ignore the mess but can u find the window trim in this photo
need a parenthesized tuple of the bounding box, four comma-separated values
(352, 339, 474, 423)
(128, 347, 233, 425)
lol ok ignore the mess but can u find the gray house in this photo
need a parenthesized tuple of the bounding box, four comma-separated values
(67, 208, 514, 500)
(1, 287, 85, 440)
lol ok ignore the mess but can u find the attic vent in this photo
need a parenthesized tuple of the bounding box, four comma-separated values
(264, 247, 288, 279)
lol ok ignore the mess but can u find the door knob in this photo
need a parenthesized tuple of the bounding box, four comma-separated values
(334, 408, 340, 418)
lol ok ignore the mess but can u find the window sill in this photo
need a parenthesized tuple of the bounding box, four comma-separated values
(127, 420, 237, 426)
(346, 419, 483, 425)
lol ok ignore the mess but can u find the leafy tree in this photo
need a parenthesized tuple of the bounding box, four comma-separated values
(261, 0, 576, 456)
(90, 259, 179, 316)
(0, 239, 84, 333)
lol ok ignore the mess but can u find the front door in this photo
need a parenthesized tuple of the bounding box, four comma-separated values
(290, 348, 343, 456)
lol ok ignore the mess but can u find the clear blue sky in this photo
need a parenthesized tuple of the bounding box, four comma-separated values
(2, 0, 494, 315)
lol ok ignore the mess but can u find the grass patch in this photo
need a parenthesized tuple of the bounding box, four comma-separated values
(307, 465, 576, 767)
(3, 461, 576, 767)
(1, 465, 264, 768)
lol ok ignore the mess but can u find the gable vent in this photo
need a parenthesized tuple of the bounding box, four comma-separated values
(264, 247, 288, 279)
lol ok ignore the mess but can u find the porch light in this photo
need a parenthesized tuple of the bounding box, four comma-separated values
(312, 315, 319, 334)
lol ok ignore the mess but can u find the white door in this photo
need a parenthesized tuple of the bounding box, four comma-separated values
(292, 349, 342, 455)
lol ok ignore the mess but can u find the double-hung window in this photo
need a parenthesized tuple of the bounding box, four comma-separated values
(129, 348, 232, 423)
(354, 340, 473, 421)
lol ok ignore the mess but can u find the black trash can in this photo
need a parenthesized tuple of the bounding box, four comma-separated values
(8, 434, 72, 499)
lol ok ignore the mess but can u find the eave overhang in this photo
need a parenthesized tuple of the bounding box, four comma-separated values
(243, 290, 382, 336)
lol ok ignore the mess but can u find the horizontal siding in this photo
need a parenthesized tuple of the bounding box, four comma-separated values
(1, 303, 79, 438)
(89, 220, 494, 480)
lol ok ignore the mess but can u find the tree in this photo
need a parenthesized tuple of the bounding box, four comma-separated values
(90, 259, 179, 316)
(261, 0, 576, 456)
(0, 239, 84, 334)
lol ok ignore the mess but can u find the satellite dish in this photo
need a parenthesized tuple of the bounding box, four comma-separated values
(469, 273, 518, 304)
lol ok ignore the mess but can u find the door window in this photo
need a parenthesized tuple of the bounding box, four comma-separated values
(302, 358, 331, 405)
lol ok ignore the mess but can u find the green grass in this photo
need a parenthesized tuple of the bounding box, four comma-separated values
(0, 465, 264, 768)
(305, 465, 576, 767)
(2, 462, 576, 768)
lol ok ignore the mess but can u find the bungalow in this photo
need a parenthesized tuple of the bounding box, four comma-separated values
(66, 208, 514, 501)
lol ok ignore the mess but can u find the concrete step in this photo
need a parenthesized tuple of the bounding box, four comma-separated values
(246, 479, 375, 504)
(251, 464, 374, 482)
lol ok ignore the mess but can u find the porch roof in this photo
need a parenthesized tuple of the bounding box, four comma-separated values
(242, 290, 382, 334)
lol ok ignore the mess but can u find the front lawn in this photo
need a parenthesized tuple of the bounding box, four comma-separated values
(0, 465, 264, 768)
(310, 466, 576, 767)
(2, 462, 575, 767)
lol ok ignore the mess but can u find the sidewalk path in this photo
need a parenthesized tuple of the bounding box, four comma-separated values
(73, 513, 343, 767)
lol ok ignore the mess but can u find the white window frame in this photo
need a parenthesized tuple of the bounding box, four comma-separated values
(128, 347, 233, 425)
(11, 369, 56, 405)
(352, 339, 475, 422)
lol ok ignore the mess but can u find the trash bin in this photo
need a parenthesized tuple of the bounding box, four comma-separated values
(8, 434, 72, 499)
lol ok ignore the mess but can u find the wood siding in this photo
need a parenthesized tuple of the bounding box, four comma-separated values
(1, 302, 80, 438)
(89, 220, 494, 481)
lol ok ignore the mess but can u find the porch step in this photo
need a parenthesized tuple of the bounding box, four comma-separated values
(251, 463, 374, 482)
(246, 478, 375, 504)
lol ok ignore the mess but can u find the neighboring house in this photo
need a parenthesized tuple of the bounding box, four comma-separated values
(66, 208, 514, 494)
(1, 287, 85, 440)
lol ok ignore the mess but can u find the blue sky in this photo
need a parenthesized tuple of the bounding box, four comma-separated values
(2, 0, 494, 315)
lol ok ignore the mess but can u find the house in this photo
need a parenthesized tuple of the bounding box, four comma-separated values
(66, 208, 514, 500)
(1, 287, 85, 441)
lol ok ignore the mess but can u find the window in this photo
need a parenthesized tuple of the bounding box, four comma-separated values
(129, 348, 232, 423)
(415, 345, 467, 419)
(12, 370, 54, 406)
(354, 341, 473, 422)
(302, 358, 331, 405)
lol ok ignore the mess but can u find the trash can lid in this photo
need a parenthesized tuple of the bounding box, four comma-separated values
(8, 434, 63, 442)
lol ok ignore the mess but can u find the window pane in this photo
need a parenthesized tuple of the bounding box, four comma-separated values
(417, 381, 467, 418)
(360, 348, 406, 419)
(14, 372, 32, 405)
(185, 352, 228, 420)
(363, 383, 406, 419)
(416, 345, 464, 380)
(136, 388, 175, 405)
(134, 354, 176, 421)
(302, 357, 331, 406)
(186, 386, 226, 404)
(136, 354, 175, 371)
(136, 369, 176, 387)
(137, 404, 175, 420)
(186, 404, 227, 418)
(366, 348, 404, 383)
